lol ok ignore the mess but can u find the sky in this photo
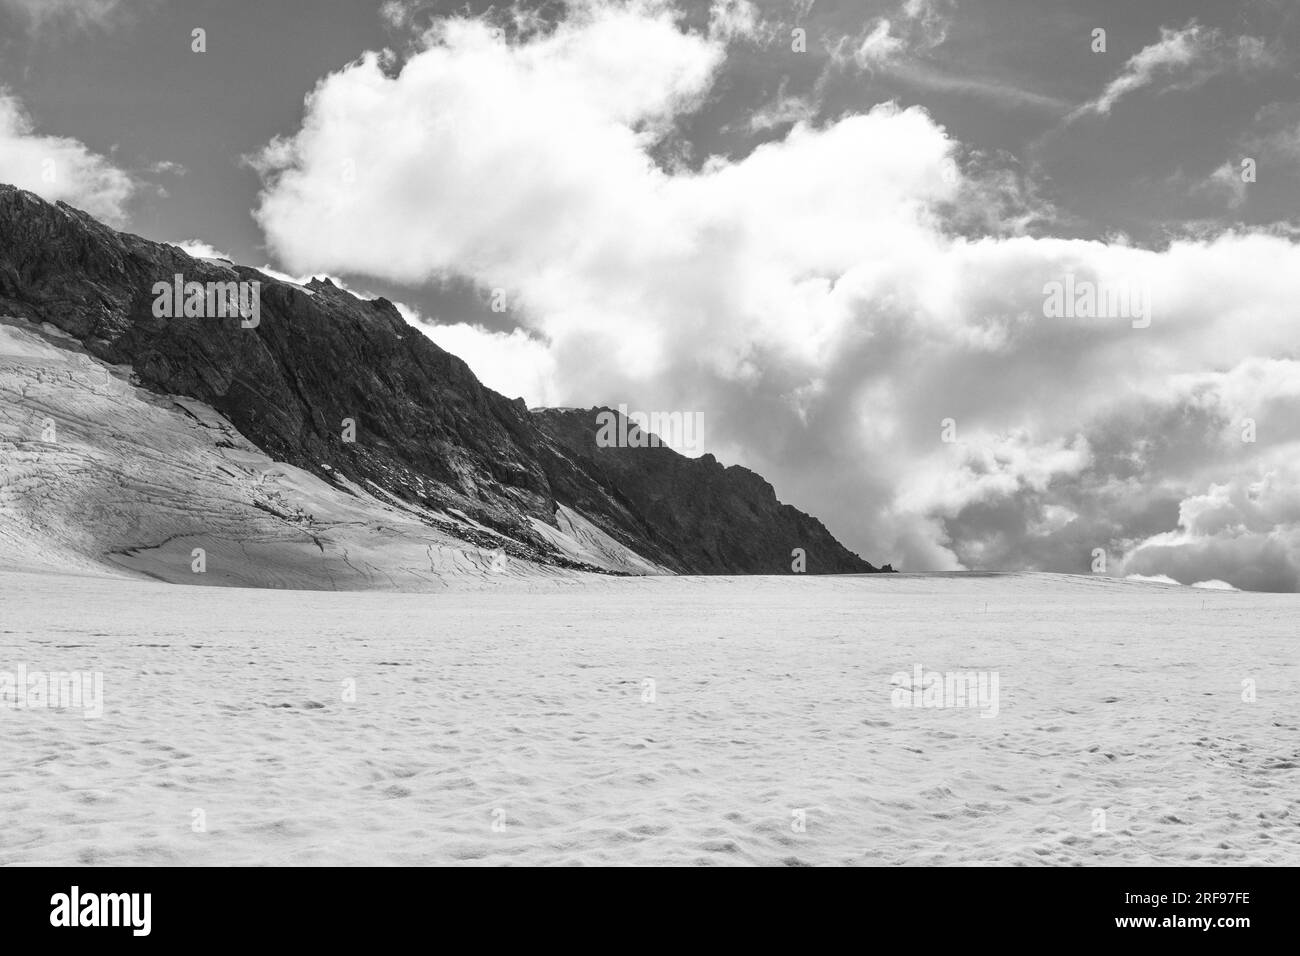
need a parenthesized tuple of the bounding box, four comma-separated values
(3, 0, 1300, 589)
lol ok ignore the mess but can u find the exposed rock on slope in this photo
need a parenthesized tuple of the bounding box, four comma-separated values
(532, 407, 883, 574)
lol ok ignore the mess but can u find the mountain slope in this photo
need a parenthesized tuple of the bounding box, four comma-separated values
(533, 407, 883, 574)
(0, 184, 888, 579)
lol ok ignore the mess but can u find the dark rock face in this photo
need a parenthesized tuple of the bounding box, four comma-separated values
(532, 407, 882, 574)
(0, 184, 888, 574)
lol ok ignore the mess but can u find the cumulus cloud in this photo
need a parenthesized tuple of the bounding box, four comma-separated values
(249, 0, 1300, 588)
(1121, 462, 1300, 592)
(0, 90, 135, 223)
(1072, 21, 1278, 119)
(417, 319, 560, 407)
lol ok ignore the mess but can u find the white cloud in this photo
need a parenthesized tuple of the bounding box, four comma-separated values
(1125, 574, 1181, 586)
(1073, 22, 1278, 119)
(854, 19, 906, 69)
(841, 0, 953, 67)
(1121, 462, 1300, 592)
(418, 320, 560, 406)
(831, 3, 1063, 113)
(170, 239, 232, 261)
(900, 0, 952, 50)
(378, 1, 412, 30)
(251, 1, 726, 285)
(249, 1, 1300, 587)
(1088, 23, 1207, 116)
(746, 82, 818, 132)
(0, 90, 135, 223)
(707, 0, 764, 44)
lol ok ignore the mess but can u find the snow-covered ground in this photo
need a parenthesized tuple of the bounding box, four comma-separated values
(2, 569, 1296, 866)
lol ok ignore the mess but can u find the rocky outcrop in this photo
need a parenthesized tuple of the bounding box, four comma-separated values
(532, 407, 883, 574)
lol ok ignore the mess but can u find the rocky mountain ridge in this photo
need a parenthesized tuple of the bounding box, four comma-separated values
(0, 183, 888, 577)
